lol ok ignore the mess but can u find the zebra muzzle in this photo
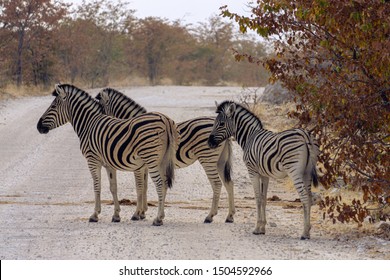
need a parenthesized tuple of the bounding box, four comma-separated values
(37, 118, 49, 134)
(208, 135, 218, 149)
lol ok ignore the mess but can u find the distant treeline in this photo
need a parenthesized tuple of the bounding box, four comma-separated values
(0, 0, 269, 91)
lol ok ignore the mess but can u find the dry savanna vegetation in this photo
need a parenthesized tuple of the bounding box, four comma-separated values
(0, 0, 269, 99)
(0, 0, 389, 237)
(225, 0, 389, 234)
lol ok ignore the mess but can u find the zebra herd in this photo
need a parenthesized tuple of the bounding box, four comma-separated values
(37, 84, 320, 240)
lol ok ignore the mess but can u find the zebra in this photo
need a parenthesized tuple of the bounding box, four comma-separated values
(208, 101, 319, 239)
(95, 87, 235, 223)
(37, 84, 179, 226)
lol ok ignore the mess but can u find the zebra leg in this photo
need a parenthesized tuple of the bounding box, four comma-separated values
(301, 203, 311, 240)
(132, 167, 147, 221)
(302, 173, 314, 239)
(201, 164, 222, 223)
(88, 163, 102, 222)
(141, 167, 148, 219)
(250, 172, 269, 235)
(105, 167, 120, 222)
(218, 161, 235, 223)
(300, 194, 312, 240)
(149, 167, 166, 226)
(222, 180, 235, 223)
(291, 173, 312, 240)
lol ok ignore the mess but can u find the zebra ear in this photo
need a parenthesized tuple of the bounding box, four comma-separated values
(226, 103, 236, 118)
(99, 89, 110, 104)
(55, 84, 66, 99)
(214, 101, 219, 108)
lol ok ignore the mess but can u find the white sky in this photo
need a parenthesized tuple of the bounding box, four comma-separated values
(65, 0, 253, 24)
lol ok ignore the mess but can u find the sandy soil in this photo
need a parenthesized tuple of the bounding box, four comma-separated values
(0, 86, 389, 260)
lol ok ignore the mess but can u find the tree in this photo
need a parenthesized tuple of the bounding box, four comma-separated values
(194, 16, 234, 85)
(57, 18, 101, 85)
(227, 33, 269, 86)
(156, 21, 198, 85)
(131, 17, 189, 85)
(0, 0, 68, 86)
(222, 0, 390, 223)
(57, 0, 135, 87)
(0, 0, 277, 89)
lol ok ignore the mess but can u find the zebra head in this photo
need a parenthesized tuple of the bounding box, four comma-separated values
(95, 88, 112, 116)
(208, 101, 236, 149)
(37, 84, 71, 134)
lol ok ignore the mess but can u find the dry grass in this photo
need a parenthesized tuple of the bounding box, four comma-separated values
(0, 84, 49, 100)
(0, 78, 247, 100)
(0, 75, 152, 100)
(105, 75, 151, 87)
(255, 102, 298, 132)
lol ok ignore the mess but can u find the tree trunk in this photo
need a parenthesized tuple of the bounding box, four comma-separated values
(16, 29, 25, 87)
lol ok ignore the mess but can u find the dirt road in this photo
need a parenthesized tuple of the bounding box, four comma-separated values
(0, 86, 388, 259)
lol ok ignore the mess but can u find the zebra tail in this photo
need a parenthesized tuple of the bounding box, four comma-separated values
(308, 133, 320, 188)
(161, 116, 179, 188)
(311, 167, 319, 188)
(223, 139, 233, 183)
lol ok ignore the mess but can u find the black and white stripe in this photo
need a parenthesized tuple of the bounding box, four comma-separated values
(208, 101, 319, 239)
(96, 88, 235, 223)
(37, 84, 178, 226)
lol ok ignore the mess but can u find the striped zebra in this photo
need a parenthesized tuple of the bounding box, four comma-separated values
(37, 84, 179, 226)
(96, 88, 235, 223)
(208, 101, 319, 239)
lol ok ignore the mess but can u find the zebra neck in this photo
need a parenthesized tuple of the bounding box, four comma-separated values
(69, 99, 102, 137)
(108, 93, 147, 119)
(116, 102, 146, 119)
(233, 109, 265, 148)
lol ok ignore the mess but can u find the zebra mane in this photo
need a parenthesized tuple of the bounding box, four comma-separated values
(53, 84, 103, 112)
(217, 100, 263, 129)
(98, 88, 147, 114)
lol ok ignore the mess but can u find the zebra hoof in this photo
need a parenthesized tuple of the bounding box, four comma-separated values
(300, 236, 310, 240)
(111, 216, 121, 223)
(225, 217, 234, 223)
(152, 219, 163, 226)
(204, 217, 213, 223)
(89, 217, 98, 223)
(131, 215, 140, 221)
(140, 214, 146, 220)
(252, 230, 265, 235)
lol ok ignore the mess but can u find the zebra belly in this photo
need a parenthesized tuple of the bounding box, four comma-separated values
(257, 163, 288, 179)
(175, 157, 197, 169)
(244, 151, 288, 179)
(102, 154, 144, 171)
